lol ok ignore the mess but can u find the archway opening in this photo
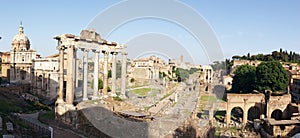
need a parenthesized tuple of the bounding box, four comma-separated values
(271, 109, 283, 120)
(248, 106, 260, 121)
(231, 107, 243, 123)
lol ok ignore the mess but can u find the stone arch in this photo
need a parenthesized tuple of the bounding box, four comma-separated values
(271, 109, 283, 120)
(247, 106, 260, 121)
(230, 106, 244, 123)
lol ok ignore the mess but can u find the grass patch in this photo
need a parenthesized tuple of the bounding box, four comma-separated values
(0, 92, 49, 114)
(113, 96, 123, 101)
(130, 88, 151, 96)
(38, 110, 55, 124)
(200, 95, 220, 101)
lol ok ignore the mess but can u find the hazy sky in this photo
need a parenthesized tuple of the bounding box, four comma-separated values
(0, 0, 299, 64)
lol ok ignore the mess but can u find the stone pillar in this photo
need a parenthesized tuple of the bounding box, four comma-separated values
(66, 45, 75, 104)
(46, 74, 50, 98)
(226, 112, 231, 126)
(121, 52, 127, 98)
(92, 50, 100, 100)
(102, 51, 109, 96)
(56, 45, 65, 103)
(82, 49, 89, 101)
(226, 98, 231, 125)
(74, 49, 78, 87)
(243, 99, 248, 125)
(41, 73, 44, 90)
(111, 52, 117, 96)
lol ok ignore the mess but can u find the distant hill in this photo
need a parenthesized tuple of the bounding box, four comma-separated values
(232, 48, 300, 63)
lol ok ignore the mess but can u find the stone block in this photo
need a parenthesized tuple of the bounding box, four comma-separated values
(6, 122, 13, 131)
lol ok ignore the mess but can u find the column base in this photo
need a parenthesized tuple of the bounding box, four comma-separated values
(110, 93, 117, 97)
(56, 98, 65, 104)
(82, 97, 89, 101)
(92, 96, 100, 100)
(102, 95, 109, 99)
(120, 94, 127, 99)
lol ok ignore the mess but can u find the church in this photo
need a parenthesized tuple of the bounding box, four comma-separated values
(1, 23, 63, 99)
(1, 23, 38, 84)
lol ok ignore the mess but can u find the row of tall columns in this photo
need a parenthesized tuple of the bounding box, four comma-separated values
(56, 45, 127, 105)
(76, 49, 126, 100)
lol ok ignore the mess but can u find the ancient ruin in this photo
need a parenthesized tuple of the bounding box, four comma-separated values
(54, 30, 127, 116)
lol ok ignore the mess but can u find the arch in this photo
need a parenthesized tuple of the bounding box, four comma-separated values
(271, 109, 283, 120)
(230, 106, 244, 123)
(247, 106, 260, 121)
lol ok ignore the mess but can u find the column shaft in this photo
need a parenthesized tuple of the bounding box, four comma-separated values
(92, 51, 99, 99)
(83, 49, 89, 101)
(102, 51, 109, 96)
(66, 45, 75, 104)
(111, 52, 117, 95)
(57, 46, 64, 102)
(121, 52, 127, 98)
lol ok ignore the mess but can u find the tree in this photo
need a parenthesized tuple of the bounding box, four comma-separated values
(231, 65, 256, 93)
(255, 61, 288, 92)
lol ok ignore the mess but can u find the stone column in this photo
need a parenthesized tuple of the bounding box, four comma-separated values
(41, 73, 44, 90)
(111, 52, 117, 96)
(226, 98, 231, 126)
(102, 51, 109, 96)
(82, 49, 89, 101)
(57, 45, 65, 103)
(66, 45, 75, 104)
(73, 49, 78, 87)
(92, 50, 100, 100)
(121, 52, 127, 98)
(243, 99, 248, 125)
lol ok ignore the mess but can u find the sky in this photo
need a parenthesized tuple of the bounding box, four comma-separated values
(0, 0, 299, 65)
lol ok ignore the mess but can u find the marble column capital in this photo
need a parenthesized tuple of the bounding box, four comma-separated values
(102, 50, 109, 55)
(81, 48, 89, 52)
(92, 49, 101, 53)
(111, 51, 118, 55)
(57, 45, 66, 50)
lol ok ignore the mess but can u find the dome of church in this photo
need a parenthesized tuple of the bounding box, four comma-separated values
(11, 23, 30, 51)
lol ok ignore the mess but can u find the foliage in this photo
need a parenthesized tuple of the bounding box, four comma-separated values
(38, 110, 55, 124)
(255, 61, 288, 92)
(130, 78, 135, 83)
(231, 65, 256, 93)
(113, 96, 123, 101)
(232, 48, 300, 63)
(108, 70, 112, 78)
(188, 68, 200, 74)
(231, 61, 288, 93)
(130, 88, 151, 96)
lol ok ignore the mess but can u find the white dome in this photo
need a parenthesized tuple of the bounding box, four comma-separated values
(11, 23, 30, 51)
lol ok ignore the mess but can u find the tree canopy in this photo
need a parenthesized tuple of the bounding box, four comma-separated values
(231, 65, 256, 93)
(255, 61, 288, 92)
(231, 48, 300, 63)
(231, 61, 288, 93)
